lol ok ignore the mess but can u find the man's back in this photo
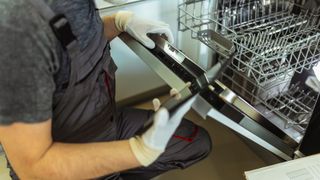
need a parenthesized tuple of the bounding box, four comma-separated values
(0, 0, 103, 129)
(0, 1, 211, 179)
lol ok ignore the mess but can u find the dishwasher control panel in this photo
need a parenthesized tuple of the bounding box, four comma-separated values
(147, 34, 209, 94)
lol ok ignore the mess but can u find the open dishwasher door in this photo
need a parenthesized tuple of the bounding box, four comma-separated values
(118, 32, 300, 161)
(177, 0, 320, 159)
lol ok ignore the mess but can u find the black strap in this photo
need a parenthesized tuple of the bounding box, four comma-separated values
(49, 14, 77, 48)
(27, 0, 77, 48)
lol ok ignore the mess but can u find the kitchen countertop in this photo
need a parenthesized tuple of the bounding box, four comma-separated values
(94, 0, 149, 9)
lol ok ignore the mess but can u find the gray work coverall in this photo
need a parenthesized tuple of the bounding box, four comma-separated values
(8, 0, 212, 179)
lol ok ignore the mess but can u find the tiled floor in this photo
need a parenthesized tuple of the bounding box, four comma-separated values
(0, 96, 272, 180)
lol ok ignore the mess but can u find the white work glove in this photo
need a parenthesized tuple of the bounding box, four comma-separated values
(115, 11, 174, 49)
(143, 96, 196, 150)
(129, 87, 195, 166)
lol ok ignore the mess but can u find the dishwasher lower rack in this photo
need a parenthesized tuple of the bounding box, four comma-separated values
(178, 0, 320, 132)
(220, 65, 318, 132)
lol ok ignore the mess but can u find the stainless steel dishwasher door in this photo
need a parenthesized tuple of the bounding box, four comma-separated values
(119, 32, 300, 160)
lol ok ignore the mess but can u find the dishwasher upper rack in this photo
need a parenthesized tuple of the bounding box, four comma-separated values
(178, 0, 320, 86)
(178, 0, 320, 132)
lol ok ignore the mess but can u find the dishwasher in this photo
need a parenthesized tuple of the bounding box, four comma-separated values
(119, 0, 320, 161)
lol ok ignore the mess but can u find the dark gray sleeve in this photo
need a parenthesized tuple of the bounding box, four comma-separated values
(0, 1, 59, 125)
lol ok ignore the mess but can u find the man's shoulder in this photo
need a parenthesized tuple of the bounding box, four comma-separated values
(0, 1, 58, 126)
(0, 0, 41, 31)
(0, 0, 31, 20)
(0, 0, 59, 73)
(0, 0, 25, 9)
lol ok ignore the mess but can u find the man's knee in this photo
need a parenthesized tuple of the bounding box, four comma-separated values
(175, 120, 212, 160)
(176, 125, 212, 169)
(193, 126, 212, 160)
(156, 120, 213, 169)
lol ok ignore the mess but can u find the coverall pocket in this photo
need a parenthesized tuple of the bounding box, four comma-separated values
(102, 57, 118, 100)
(75, 46, 109, 83)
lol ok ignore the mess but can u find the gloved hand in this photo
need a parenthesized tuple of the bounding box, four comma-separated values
(115, 11, 174, 49)
(129, 96, 196, 166)
(152, 85, 190, 111)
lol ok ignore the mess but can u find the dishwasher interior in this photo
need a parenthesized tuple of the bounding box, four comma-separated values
(178, 0, 320, 159)
(118, 0, 320, 161)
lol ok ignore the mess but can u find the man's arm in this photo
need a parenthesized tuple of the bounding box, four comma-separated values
(0, 100, 194, 179)
(0, 120, 140, 179)
(102, 14, 122, 41)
